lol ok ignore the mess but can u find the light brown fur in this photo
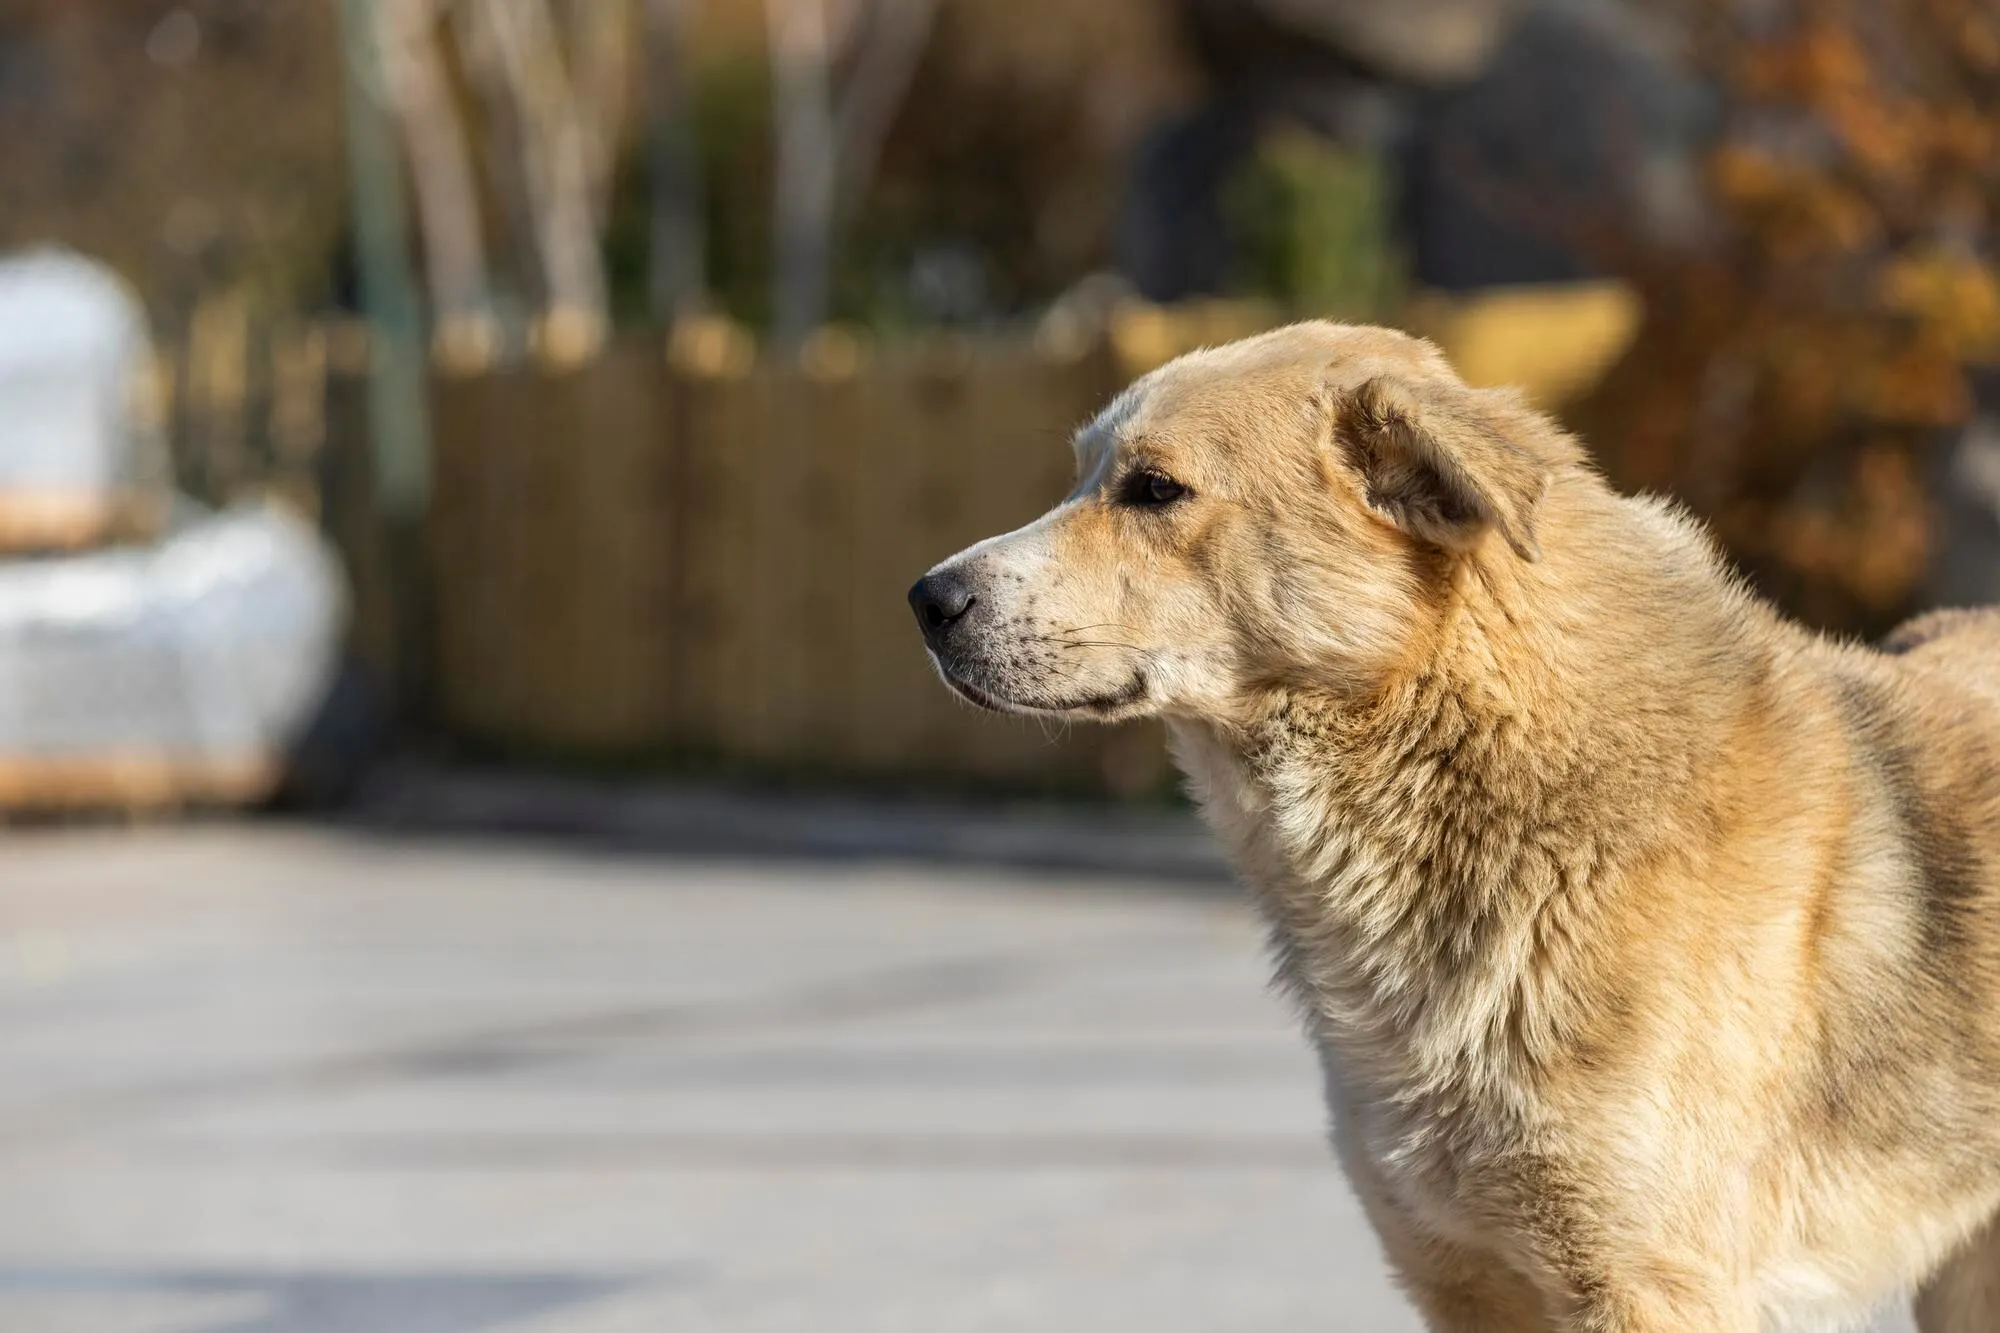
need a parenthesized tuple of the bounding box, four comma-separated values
(909, 322, 2000, 1331)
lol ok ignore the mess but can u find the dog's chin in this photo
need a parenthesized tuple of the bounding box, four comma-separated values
(929, 657, 1150, 721)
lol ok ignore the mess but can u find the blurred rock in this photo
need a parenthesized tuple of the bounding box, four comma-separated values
(1397, 4, 1709, 291)
(1932, 365, 2000, 609)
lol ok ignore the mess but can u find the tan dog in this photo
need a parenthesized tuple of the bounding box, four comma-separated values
(907, 322, 2000, 1331)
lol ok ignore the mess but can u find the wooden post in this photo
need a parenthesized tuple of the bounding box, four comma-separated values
(338, 0, 435, 722)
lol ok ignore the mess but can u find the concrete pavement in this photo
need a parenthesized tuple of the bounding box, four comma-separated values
(0, 823, 1914, 1331)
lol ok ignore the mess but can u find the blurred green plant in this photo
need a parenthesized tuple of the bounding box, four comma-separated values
(601, 53, 776, 329)
(1223, 128, 1405, 320)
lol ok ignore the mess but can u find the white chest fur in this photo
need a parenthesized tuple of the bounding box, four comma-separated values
(1166, 719, 1547, 1228)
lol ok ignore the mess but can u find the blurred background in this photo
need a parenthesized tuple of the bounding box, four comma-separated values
(0, 0, 1992, 1329)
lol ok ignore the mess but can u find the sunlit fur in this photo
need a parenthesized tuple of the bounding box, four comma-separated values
(915, 321, 2000, 1331)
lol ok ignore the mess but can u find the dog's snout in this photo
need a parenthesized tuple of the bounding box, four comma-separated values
(909, 571, 976, 645)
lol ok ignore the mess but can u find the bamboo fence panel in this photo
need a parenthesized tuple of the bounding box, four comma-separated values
(421, 329, 1184, 794)
(431, 363, 537, 743)
(122, 293, 1640, 802)
(835, 343, 942, 776)
(554, 343, 674, 750)
(665, 354, 766, 761)
(778, 344, 870, 769)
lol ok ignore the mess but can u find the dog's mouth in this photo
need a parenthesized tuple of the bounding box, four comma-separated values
(931, 657, 1148, 718)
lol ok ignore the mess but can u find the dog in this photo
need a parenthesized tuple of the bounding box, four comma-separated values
(908, 321, 2000, 1331)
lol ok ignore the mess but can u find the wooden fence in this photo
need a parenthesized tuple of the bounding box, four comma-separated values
(419, 290, 1639, 796)
(145, 289, 1638, 799)
(425, 327, 1179, 797)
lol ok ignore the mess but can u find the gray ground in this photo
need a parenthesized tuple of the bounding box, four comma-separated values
(0, 819, 1914, 1332)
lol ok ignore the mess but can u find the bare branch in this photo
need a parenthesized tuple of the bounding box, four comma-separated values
(558, 0, 637, 224)
(833, 0, 939, 222)
(376, 0, 496, 368)
(642, 0, 708, 321)
(766, 0, 939, 344)
(456, 0, 609, 362)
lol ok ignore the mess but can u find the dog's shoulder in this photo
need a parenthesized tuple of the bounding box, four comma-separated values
(1813, 614, 2000, 1008)
(1859, 610, 2000, 818)
(1879, 607, 2000, 702)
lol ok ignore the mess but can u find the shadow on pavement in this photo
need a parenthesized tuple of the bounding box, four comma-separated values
(340, 761, 1235, 890)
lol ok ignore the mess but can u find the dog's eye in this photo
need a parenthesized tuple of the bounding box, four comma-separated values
(1124, 470, 1187, 507)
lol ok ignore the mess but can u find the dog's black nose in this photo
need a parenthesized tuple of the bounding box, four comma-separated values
(909, 571, 975, 645)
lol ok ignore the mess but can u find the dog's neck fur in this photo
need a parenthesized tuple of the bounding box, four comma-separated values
(1169, 482, 1780, 1127)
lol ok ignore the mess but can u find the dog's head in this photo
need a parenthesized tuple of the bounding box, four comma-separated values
(908, 322, 1555, 724)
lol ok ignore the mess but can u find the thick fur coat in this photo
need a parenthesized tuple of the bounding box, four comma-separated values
(908, 322, 2000, 1331)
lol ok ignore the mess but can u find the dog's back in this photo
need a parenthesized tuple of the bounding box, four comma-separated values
(1884, 607, 2000, 704)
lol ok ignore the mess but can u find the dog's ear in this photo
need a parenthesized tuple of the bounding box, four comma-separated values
(1335, 375, 1547, 562)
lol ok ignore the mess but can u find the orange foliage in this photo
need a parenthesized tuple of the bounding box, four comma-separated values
(1582, 0, 2000, 634)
